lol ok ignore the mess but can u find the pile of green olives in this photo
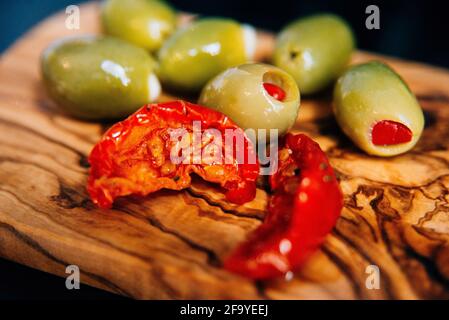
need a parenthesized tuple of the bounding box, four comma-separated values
(40, 1, 424, 156)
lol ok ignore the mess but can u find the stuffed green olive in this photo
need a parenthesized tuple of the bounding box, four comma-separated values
(273, 14, 355, 95)
(199, 63, 300, 137)
(333, 61, 424, 156)
(41, 36, 161, 120)
(101, 0, 176, 52)
(157, 18, 256, 93)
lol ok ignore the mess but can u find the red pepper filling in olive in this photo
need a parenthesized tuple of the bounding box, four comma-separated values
(263, 83, 286, 101)
(372, 120, 413, 145)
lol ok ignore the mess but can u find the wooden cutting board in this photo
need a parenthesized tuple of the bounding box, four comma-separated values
(1, 2, 449, 299)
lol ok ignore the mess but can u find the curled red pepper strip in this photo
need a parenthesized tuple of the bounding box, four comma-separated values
(88, 100, 259, 208)
(224, 133, 343, 280)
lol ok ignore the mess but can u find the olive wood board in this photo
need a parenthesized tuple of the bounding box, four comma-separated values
(1, 2, 449, 299)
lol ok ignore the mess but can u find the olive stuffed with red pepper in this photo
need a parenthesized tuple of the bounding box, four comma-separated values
(333, 61, 424, 156)
(199, 63, 300, 139)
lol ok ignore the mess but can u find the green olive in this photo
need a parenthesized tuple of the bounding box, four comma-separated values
(273, 14, 355, 95)
(333, 61, 424, 157)
(101, 0, 176, 52)
(41, 36, 161, 120)
(199, 63, 300, 138)
(157, 18, 256, 93)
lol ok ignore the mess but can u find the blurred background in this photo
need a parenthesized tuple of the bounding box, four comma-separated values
(1, 0, 448, 68)
(0, 0, 447, 299)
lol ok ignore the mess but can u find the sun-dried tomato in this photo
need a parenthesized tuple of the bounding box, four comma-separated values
(88, 100, 259, 208)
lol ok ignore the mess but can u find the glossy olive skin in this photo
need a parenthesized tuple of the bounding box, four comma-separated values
(199, 63, 300, 137)
(41, 36, 160, 120)
(102, 0, 176, 52)
(333, 61, 424, 156)
(157, 18, 256, 93)
(273, 14, 355, 95)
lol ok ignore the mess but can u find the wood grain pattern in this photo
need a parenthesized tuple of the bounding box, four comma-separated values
(1, 2, 449, 299)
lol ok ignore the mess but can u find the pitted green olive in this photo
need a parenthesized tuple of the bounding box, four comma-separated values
(41, 36, 161, 120)
(199, 63, 300, 138)
(101, 0, 176, 52)
(273, 14, 355, 95)
(333, 61, 424, 157)
(157, 18, 256, 92)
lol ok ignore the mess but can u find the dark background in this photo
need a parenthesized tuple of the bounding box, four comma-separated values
(1, 0, 449, 68)
(0, 0, 448, 299)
